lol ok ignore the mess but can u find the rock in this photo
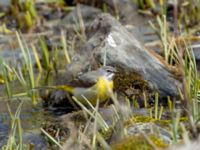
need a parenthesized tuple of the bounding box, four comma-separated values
(111, 135, 168, 150)
(190, 42, 200, 62)
(67, 13, 182, 98)
(23, 132, 47, 150)
(126, 122, 172, 144)
(59, 104, 172, 149)
(111, 122, 171, 149)
(189, 43, 200, 71)
(59, 111, 90, 150)
(0, 48, 36, 69)
(166, 139, 200, 150)
(60, 4, 101, 27)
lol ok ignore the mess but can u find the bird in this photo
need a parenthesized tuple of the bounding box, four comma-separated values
(39, 66, 116, 106)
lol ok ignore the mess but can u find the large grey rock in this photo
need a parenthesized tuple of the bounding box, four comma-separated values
(67, 13, 182, 98)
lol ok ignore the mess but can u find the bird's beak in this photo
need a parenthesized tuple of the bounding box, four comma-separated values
(106, 73, 115, 80)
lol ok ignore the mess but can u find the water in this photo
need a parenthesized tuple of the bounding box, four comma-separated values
(0, 0, 10, 6)
(0, 99, 49, 149)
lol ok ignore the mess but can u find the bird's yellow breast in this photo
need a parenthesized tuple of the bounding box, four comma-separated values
(96, 76, 113, 100)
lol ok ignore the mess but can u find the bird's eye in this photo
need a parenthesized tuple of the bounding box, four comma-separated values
(106, 68, 116, 73)
(106, 69, 112, 73)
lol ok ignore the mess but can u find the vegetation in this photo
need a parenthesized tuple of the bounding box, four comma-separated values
(2, 102, 25, 150)
(0, 0, 200, 149)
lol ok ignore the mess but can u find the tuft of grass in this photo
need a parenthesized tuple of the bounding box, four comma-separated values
(135, 0, 155, 10)
(147, 93, 164, 121)
(72, 4, 87, 44)
(16, 32, 38, 105)
(24, 0, 38, 19)
(0, 59, 13, 98)
(2, 102, 25, 150)
(31, 44, 43, 72)
(150, 9, 200, 139)
(61, 31, 71, 64)
(172, 110, 181, 142)
(180, 0, 200, 27)
(39, 37, 51, 71)
(10, 0, 38, 31)
(73, 96, 109, 130)
(24, 11, 34, 30)
(154, 93, 159, 120)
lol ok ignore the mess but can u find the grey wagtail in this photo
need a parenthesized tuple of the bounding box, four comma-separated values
(39, 66, 116, 106)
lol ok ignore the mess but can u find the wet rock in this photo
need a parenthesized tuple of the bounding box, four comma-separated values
(67, 13, 182, 98)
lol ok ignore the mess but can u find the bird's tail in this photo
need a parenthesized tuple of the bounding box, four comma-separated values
(32, 85, 74, 94)
(56, 85, 74, 94)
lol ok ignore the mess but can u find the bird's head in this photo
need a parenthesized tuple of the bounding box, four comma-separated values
(99, 66, 117, 81)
